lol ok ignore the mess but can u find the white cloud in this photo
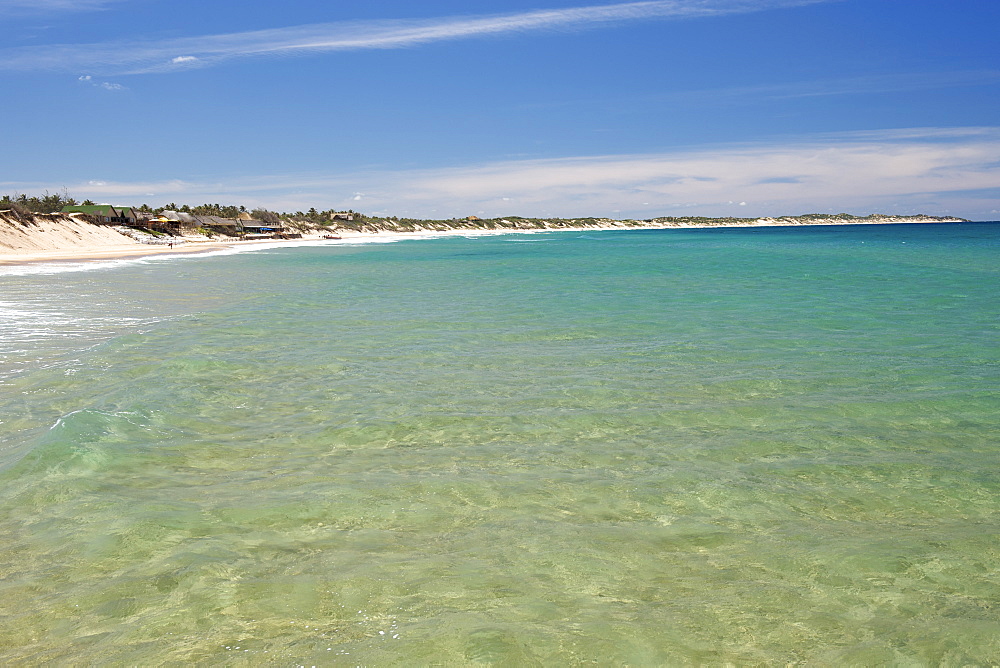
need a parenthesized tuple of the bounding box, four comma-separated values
(0, 0, 829, 74)
(77, 74, 124, 90)
(12, 127, 1000, 220)
(376, 128, 1000, 218)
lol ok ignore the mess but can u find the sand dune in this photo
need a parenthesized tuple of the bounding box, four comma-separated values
(0, 211, 238, 265)
(0, 211, 144, 252)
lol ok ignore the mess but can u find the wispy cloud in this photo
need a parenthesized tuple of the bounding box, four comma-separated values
(509, 69, 1000, 117)
(12, 127, 999, 220)
(0, 0, 120, 13)
(0, 0, 829, 74)
(684, 70, 1000, 102)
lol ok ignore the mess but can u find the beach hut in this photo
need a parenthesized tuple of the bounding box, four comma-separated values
(195, 215, 241, 235)
(153, 210, 199, 232)
(60, 204, 135, 224)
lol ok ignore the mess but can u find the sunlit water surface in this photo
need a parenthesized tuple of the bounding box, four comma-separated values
(0, 224, 997, 664)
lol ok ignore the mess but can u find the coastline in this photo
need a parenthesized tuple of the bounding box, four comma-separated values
(0, 240, 236, 266)
(0, 215, 973, 267)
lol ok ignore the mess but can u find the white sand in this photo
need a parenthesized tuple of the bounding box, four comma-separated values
(0, 212, 239, 265)
(0, 212, 140, 252)
(0, 210, 966, 267)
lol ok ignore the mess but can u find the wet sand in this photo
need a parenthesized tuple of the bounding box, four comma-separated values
(0, 241, 239, 266)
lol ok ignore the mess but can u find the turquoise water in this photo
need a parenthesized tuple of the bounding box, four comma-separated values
(0, 224, 997, 665)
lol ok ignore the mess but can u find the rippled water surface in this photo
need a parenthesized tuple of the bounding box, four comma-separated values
(0, 225, 998, 664)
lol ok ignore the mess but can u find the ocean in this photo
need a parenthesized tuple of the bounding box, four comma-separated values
(0, 223, 997, 664)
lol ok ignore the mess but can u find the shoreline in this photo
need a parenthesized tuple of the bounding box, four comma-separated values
(0, 217, 978, 268)
(0, 240, 237, 266)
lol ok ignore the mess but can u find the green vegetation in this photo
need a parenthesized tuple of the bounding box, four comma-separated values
(189, 203, 244, 218)
(0, 191, 77, 215)
(1, 192, 967, 231)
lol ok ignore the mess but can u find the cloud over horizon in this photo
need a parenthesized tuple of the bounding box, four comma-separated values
(7, 127, 998, 220)
(0, 0, 828, 74)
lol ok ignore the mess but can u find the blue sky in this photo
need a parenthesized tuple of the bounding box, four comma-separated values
(2, 0, 998, 219)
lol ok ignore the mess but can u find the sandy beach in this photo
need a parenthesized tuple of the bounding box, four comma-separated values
(0, 215, 577, 266)
(0, 211, 970, 267)
(0, 228, 506, 266)
(0, 241, 241, 266)
(0, 211, 306, 266)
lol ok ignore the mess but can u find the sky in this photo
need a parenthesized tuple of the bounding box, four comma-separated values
(1, 0, 998, 220)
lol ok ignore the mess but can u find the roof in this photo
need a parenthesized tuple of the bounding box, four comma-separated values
(161, 210, 198, 223)
(62, 205, 119, 216)
(196, 215, 239, 226)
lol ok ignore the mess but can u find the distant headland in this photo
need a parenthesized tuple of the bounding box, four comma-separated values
(0, 191, 972, 264)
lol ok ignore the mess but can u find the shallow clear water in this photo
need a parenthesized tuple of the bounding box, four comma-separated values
(0, 224, 998, 664)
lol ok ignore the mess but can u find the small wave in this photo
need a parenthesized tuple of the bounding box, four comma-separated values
(0, 256, 158, 277)
(0, 243, 260, 277)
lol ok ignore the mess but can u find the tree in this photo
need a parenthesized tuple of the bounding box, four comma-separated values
(192, 202, 240, 218)
(251, 208, 281, 224)
(1, 190, 77, 214)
